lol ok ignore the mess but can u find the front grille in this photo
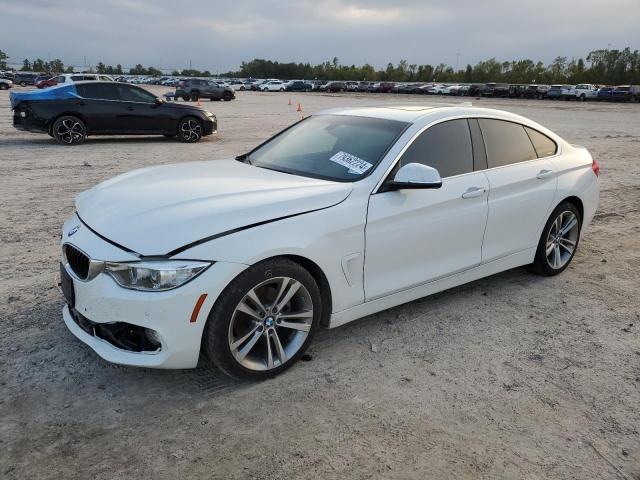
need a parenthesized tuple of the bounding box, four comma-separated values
(65, 244, 90, 279)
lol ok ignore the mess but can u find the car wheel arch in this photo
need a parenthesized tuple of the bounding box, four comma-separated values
(560, 195, 584, 223)
(205, 253, 333, 329)
(48, 111, 88, 134)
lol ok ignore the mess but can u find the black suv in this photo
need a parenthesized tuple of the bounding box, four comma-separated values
(285, 81, 313, 92)
(321, 81, 347, 92)
(14, 72, 39, 86)
(508, 84, 527, 98)
(175, 79, 235, 101)
(524, 84, 549, 99)
(481, 83, 510, 97)
(612, 85, 640, 102)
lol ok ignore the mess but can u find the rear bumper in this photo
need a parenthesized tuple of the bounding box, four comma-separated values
(12, 112, 48, 133)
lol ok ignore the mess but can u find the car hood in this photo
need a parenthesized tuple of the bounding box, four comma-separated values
(161, 102, 210, 113)
(76, 159, 352, 256)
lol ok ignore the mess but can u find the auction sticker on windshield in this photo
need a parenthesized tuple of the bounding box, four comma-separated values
(329, 151, 373, 175)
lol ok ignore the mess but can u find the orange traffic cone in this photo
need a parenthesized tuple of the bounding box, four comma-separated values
(288, 98, 292, 106)
(296, 103, 302, 112)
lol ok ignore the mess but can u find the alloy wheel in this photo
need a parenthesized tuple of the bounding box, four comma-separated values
(546, 211, 579, 269)
(180, 119, 202, 142)
(56, 118, 85, 145)
(228, 276, 314, 371)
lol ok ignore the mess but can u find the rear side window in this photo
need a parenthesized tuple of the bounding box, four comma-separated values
(479, 119, 537, 168)
(399, 119, 473, 178)
(71, 75, 84, 81)
(525, 127, 557, 158)
(77, 83, 121, 100)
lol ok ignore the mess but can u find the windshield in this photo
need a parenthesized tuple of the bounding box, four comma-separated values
(245, 115, 408, 182)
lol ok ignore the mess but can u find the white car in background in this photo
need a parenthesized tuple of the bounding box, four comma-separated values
(0, 78, 13, 90)
(259, 80, 286, 92)
(429, 84, 447, 94)
(59, 105, 599, 380)
(55, 73, 115, 84)
(443, 85, 462, 95)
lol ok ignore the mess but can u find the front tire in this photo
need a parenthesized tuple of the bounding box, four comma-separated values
(177, 117, 203, 143)
(222, 91, 233, 101)
(529, 201, 581, 276)
(52, 115, 86, 145)
(203, 258, 322, 380)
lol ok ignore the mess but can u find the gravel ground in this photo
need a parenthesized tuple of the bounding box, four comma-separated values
(1, 87, 639, 479)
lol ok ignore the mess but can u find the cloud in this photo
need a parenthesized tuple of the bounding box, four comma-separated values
(1, 0, 638, 72)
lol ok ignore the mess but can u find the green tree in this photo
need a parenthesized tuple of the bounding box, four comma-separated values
(0, 49, 8, 70)
(22, 58, 31, 71)
(32, 58, 45, 72)
(48, 58, 65, 74)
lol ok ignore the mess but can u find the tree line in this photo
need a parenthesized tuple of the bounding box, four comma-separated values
(3, 47, 639, 85)
(226, 48, 640, 85)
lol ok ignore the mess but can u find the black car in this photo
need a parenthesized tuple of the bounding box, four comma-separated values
(285, 80, 313, 92)
(508, 84, 527, 98)
(11, 81, 217, 145)
(14, 72, 39, 86)
(612, 85, 640, 102)
(481, 83, 510, 97)
(524, 84, 549, 99)
(466, 84, 484, 96)
(597, 87, 614, 101)
(321, 81, 347, 92)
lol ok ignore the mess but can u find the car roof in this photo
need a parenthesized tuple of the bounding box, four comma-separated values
(315, 105, 528, 124)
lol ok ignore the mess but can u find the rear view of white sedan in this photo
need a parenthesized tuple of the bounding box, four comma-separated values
(59, 105, 599, 380)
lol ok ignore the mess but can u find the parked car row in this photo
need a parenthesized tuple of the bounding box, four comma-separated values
(244, 79, 640, 102)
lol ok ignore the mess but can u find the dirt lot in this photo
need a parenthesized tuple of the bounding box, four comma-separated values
(1, 86, 639, 479)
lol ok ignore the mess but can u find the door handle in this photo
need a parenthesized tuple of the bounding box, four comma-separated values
(461, 186, 486, 199)
(126, 106, 134, 111)
(76, 101, 87, 106)
(536, 169, 554, 179)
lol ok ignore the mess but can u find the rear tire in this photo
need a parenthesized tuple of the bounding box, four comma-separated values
(528, 201, 581, 276)
(203, 258, 322, 380)
(0, 84, 7, 90)
(52, 115, 86, 146)
(223, 91, 233, 101)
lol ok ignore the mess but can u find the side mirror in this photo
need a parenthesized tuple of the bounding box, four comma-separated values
(154, 97, 164, 106)
(386, 163, 442, 190)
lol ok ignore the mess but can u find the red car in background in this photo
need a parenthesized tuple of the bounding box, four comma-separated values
(36, 76, 57, 88)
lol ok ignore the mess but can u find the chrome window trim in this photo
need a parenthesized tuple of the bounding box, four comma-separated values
(372, 114, 562, 194)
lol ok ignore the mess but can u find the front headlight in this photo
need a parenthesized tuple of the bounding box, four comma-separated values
(104, 260, 211, 291)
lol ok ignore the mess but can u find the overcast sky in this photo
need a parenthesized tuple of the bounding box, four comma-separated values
(1, 0, 639, 72)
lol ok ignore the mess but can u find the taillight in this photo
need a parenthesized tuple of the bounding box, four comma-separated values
(592, 158, 600, 177)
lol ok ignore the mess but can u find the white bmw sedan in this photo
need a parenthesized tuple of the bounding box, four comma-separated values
(60, 105, 599, 379)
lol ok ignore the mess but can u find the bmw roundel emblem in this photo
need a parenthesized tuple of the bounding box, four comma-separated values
(68, 225, 80, 237)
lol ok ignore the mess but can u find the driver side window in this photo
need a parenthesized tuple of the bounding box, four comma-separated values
(397, 119, 474, 178)
(117, 85, 156, 103)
